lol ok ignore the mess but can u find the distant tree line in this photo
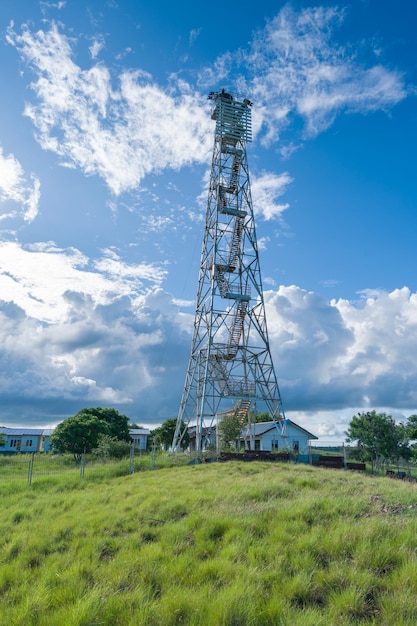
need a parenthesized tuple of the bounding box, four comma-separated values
(53, 408, 417, 469)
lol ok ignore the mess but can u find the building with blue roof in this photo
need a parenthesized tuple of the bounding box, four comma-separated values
(0, 427, 54, 453)
(0, 426, 151, 454)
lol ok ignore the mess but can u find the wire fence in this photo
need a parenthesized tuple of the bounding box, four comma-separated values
(0, 448, 191, 486)
(310, 441, 417, 480)
(2, 444, 416, 485)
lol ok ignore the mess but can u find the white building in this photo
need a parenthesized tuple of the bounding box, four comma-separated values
(188, 418, 318, 463)
(239, 420, 318, 462)
(129, 428, 150, 451)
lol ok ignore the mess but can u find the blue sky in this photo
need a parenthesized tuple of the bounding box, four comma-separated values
(0, 0, 416, 441)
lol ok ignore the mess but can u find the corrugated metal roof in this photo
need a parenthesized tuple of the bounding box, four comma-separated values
(0, 427, 54, 436)
(240, 420, 318, 440)
(0, 427, 151, 438)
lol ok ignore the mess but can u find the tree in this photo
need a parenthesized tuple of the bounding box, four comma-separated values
(92, 434, 131, 459)
(249, 410, 271, 423)
(50, 407, 131, 460)
(396, 422, 414, 465)
(402, 415, 417, 462)
(81, 407, 131, 442)
(151, 418, 189, 450)
(51, 413, 108, 460)
(345, 410, 407, 472)
(405, 415, 417, 441)
(218, 413, 242, 450)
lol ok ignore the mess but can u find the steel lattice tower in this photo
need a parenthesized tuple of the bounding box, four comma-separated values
(172, 90, 285, 454)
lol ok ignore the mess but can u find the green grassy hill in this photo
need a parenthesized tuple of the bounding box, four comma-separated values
(1, 461, 417, 625)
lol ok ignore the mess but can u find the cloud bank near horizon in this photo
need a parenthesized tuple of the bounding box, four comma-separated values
(0, 241, 417, 433)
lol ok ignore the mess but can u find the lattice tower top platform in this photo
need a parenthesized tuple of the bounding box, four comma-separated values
(209, 89, 252, 144)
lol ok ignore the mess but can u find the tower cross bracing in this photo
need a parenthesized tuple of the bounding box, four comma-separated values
(172, 90, 285, 454)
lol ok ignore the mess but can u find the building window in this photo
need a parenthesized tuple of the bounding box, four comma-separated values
(254, 439, 261, 450)
(10, 439, 17, 447)
(26, 439, 33, 447)
(271, 439, 279, 450)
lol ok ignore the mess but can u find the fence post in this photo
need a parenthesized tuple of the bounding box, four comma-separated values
(80, 453, 85, 479)
(129, 443, 135, 474)
(27, 453, 35, 486)
(152, 439, 156, 470)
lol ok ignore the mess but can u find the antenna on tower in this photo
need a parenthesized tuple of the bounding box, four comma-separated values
(172, 91, 285, 457)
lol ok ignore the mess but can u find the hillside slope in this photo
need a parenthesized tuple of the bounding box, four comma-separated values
(1, 462, 417, 625)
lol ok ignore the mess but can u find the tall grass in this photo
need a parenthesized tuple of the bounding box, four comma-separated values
(1, 461, 417, 624)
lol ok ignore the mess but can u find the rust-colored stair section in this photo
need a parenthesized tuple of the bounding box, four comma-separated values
(235, 399, 251, 425)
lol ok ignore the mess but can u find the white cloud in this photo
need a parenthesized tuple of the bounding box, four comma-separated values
(266, 285, 417, 415)
(251, 6, 407, 139)
(195, 168, 292, 226)
(0, 241, 188, 425)
(0, 288, 189, 425)
(189, 28, 202, 46)
(280, 142, 302, 160)
(287, 410, 348, 440)
(7, 23, 213, 195)
(197, 51, 234, 88)
(0, 147, 40, 224)
(257, 236, 270, 252)
(94, 253, 167, 283)
(334, 287, 417, 393)
(89, 36, 105, 60)
(40, 1, 66, 11)
(0, 249, 417, 430)
(251, 171, 292, 220)
(6, 8, 407, 212)
(201, 5, 407, 143)
(0, 241, 166, 323)
(266, 285, 354, 387)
